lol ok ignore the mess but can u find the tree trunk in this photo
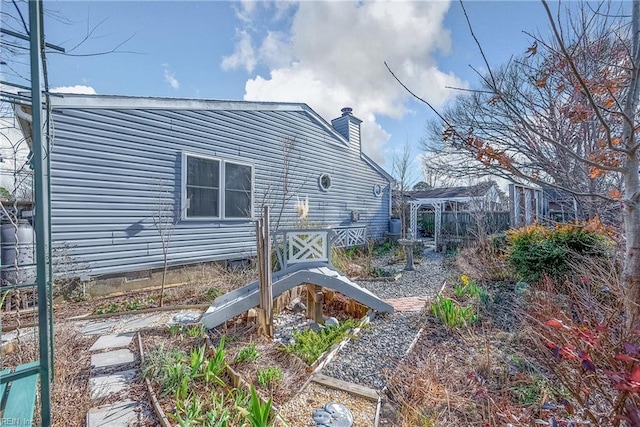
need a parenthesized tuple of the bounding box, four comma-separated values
(621, 1, 640, 329)
(623, 154, 640, 328)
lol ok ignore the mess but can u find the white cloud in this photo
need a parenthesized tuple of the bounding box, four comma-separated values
(50, 85, 97, 95)
(162, 64, 180, 90)
(226, 0, 466, 163)
(221, 29, 257, 73)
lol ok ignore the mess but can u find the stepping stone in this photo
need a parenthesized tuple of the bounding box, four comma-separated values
(82, 320, 118, 336)
(119, 313, 165, 331)
(91, 349, 135, 371)
(90, 369, 136, 400)
(86, 399, 137, 426)
(89, 333, 134, 352)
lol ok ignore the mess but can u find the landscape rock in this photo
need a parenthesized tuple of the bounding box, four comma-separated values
(291, 301, 306, 314)
(309, 322, 325, 333)
(312, 402, 353, 426)
(324, 317, 340, 328)
(170, 311, 201, 325)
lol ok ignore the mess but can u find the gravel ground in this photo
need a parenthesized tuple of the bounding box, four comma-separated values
(321, 311, 423, 390)
(321, 247, 454, 390)
(356, 248, 451, 299)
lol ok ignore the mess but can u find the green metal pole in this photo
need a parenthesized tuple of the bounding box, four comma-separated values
(29, 0, 52, 424)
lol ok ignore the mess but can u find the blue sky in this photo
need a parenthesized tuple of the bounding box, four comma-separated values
(4, 0, 557, 178)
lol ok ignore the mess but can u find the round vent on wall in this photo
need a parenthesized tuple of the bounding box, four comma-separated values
(319, 173, 332, 192)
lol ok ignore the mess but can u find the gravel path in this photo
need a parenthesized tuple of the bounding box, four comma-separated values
(322, 247, 453, 390)
(356, 248, 450, 299)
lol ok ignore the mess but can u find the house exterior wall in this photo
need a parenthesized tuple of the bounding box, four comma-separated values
(48, 97, 391, 277)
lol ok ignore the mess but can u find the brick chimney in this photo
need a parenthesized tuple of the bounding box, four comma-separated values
(331, 107, 362, 151)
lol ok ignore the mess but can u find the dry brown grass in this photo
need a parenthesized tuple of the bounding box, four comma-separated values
(384, 314, 540, 426)
(2, 323, 95, 427)
(455, 243, 512, 283)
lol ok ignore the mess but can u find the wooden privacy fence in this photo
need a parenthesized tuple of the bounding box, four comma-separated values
(419, 211, 511, 239)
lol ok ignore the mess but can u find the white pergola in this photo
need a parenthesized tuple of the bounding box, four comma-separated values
(409, 196, 481, 248)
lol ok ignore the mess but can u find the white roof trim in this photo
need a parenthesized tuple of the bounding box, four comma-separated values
(410, 195, 485, 204)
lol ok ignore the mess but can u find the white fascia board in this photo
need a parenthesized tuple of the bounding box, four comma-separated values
(48, 93, 308, 111)
(410, 196, 483, 205)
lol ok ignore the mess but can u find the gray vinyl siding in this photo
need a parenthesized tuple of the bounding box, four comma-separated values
(50, 103, 391, 277)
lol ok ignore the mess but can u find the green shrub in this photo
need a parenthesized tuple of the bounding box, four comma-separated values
(505, 223, 612, 283)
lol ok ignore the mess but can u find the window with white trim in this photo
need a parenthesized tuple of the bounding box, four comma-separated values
(183, 153, 253, 219)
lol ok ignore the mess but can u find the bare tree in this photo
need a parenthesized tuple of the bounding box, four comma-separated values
(388, 1, 640, 327)
(391, 141, 419, 238)
(258, 136, 309, 231)
(151, 180, 178, 307)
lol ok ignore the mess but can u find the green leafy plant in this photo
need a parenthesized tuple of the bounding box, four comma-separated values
(453, 274, 487, 301)
(170, 396, 205, 426)
(373, 241, 394, 256)
(125, 298, 146, 311)
(168, 324, 184, 338)
(188, 324, 207, 338)
(285, 318, 360, 365)
(246, 385, 273, 427)
(234, 344, 259, 364)
(94, 303, 119, 315)
(206, 286, 222, 301)
(189, 345, 207, 377)
(203, 398, 230, 427)
(256, 366, 282, 389)
(203, 337, 226, 386)
(430, 296, 476, 329)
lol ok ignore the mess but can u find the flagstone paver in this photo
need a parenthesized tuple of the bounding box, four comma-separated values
(90, 369, 137, 400)
(89, 333, 134, 352)
(83, 308, 206, 424)
(91, 349, 136, 371)
(81, 319, 118, 336)
(86, 399, 138, 427)
(119, 313, 165, 332)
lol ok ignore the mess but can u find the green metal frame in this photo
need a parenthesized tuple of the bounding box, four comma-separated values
(0, 1, 54, 424)
(31, 0, 53, 423)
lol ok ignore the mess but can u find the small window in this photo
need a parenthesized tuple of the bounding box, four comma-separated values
(373, 183, 382, 197)
(318, 173, 332, 192)
(183, 153, 253, 220)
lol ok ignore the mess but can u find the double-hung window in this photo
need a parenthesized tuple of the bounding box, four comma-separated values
(183, 153, 253, 219)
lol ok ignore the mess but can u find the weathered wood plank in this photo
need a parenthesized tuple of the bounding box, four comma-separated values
(310, 373, 379, 402)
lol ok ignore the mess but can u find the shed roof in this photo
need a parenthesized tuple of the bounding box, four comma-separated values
(408, 182, 495, 201)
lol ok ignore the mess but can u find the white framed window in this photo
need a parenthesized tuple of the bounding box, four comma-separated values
(182, 152, 253, 220)
(373, 183, 382, 197)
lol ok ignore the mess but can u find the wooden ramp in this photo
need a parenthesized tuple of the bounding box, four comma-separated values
(201, 264, 393, 330)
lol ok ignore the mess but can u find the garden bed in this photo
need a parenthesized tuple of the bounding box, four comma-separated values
(138, 299, 374, 426)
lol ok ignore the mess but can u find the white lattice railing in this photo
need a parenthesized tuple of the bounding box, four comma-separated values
(273, 229, 333, 271)
(332, 226, 367, 248)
